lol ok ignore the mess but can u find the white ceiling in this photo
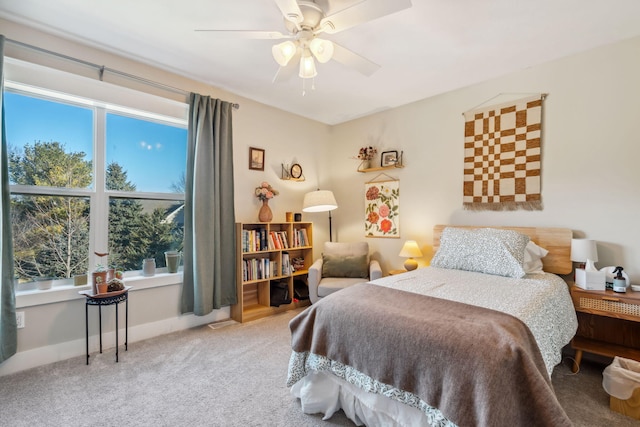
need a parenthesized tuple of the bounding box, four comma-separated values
(2, 0, 640, 125)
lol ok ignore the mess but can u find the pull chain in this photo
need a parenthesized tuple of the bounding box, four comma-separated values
(301, 77, 316, 96)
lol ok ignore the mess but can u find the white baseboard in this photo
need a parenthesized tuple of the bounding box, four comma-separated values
(0, 307, 229, 377)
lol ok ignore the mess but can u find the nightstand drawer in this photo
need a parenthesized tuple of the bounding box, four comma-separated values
(571, 286, 640, 322)
(576, 296, 640, 319)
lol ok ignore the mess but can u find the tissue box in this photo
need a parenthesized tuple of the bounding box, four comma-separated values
(575, 268, 606, 290)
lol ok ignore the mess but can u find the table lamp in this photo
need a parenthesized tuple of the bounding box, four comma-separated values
(399, 240, 423, 271)
(571, 238, 598, 271)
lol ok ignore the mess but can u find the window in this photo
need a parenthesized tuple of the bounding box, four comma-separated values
(5, 83, 188, 287)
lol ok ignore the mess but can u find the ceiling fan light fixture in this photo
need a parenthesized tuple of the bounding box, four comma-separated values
(272, 40, 297, 66)
(309, 38, 334, 63)
(299, 50, 317, 78)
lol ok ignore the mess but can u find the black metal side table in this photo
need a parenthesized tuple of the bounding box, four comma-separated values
(79, 286, 131, 365)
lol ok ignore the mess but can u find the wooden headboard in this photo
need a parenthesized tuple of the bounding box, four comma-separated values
(433, 225, 573, 275)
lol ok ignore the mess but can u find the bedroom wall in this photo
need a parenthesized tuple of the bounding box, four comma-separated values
(0, 19, 332, 376)
(3, 19, 639, 376)
(328, 36, 640, 281)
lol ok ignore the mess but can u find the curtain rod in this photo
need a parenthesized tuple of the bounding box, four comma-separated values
(5, 38, 240, 110)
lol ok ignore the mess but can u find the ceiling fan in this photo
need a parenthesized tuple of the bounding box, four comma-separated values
(196, 0, 412, 85)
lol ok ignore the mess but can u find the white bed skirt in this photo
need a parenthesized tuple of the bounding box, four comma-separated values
(291, 371, 434, 427)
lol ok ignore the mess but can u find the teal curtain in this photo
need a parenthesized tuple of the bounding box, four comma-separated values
(181, 94, 236, 315)
(0, 35, 18, 363)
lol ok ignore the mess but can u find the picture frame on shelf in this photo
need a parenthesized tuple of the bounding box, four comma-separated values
(249, 147, 265, 171)
(290, 163, 303, 179)
(381, 150, 398, 167)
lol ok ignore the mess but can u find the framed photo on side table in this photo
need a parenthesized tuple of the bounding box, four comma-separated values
(381, 150, 398, 167)
(249, 147, 265, 171)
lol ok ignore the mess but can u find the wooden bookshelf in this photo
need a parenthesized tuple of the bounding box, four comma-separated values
(230, 222, 313, 323)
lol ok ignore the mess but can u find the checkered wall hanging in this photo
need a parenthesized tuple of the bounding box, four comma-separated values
(463, 94, 545, 211)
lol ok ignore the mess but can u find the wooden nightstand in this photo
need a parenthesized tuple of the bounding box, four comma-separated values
(570, 284, 640, 373)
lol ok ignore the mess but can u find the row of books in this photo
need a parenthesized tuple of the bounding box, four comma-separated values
(241, 229, 268, 252)
(292, 228, 310, 247)
(241, 227, 310, 253)
(269, 231, 289, 250)
(243, 252, 308, 282)
(242, 258, 280, 282)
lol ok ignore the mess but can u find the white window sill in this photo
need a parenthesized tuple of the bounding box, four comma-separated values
(16, 272, 183, 309)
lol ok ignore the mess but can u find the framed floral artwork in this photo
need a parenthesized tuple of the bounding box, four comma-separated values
(364, 178, 400, 238)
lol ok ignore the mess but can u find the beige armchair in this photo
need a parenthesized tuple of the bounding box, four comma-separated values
(308, 242, 382, 304)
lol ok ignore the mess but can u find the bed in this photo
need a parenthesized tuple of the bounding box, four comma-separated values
(286, 225, 578, 426)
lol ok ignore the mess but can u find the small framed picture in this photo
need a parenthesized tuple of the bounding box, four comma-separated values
(249, 147, 265, 171)
(381, 150, 398, 167)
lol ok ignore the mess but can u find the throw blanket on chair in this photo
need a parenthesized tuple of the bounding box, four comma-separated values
(288, 282, 571, 426)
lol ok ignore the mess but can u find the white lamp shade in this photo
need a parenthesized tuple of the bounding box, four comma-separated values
(302, 190, 337, 212)
(272, 41, 296, 66)
(309, 38, 334, 63)
(570, 239, 598, 263)
(299, 50, 317, 78)
(571, 238, 599, 271)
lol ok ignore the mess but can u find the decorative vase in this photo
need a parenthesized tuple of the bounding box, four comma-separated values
(258, 199, 273, 222)
(360, 159, 371, 170)
(143, 258, 156, 277)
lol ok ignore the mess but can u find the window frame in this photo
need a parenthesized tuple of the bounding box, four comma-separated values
(5, 68, 188, 291)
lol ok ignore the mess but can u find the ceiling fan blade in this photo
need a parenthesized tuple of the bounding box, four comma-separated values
(319, 0, 412, 34)
(331, 43, 380, 76)
(272, 50, 302, 83)
(274, 0, 304, 24)
(194, 30, 291, 40)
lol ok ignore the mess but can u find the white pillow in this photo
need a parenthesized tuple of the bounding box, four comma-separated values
(523, 241, 548, 274)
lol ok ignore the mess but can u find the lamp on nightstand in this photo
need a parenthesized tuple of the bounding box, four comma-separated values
(571, 238, 598, 271)
(399, 240, 423, 271)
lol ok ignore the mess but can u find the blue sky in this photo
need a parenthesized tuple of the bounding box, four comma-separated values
(106, 114, 187, 193)
(5, 91, 187, 193)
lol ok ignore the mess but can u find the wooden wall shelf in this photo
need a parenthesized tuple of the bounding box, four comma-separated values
(357, 164, 405, 173)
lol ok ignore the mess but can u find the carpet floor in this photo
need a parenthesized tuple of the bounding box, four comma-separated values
(0, 308, 637, 426)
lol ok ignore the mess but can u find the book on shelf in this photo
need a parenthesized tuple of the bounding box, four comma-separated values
(282, 252, 292, 276)
(300, 228, 309, 246)
(260, 229, 267, 251)
(279, 231, 289, 248)
(270, 231, 281, 249)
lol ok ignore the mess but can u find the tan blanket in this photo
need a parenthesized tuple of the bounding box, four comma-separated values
(289, 282, 572, 427)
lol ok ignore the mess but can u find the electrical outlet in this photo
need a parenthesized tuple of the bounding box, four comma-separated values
(16, 311, 25, 329)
